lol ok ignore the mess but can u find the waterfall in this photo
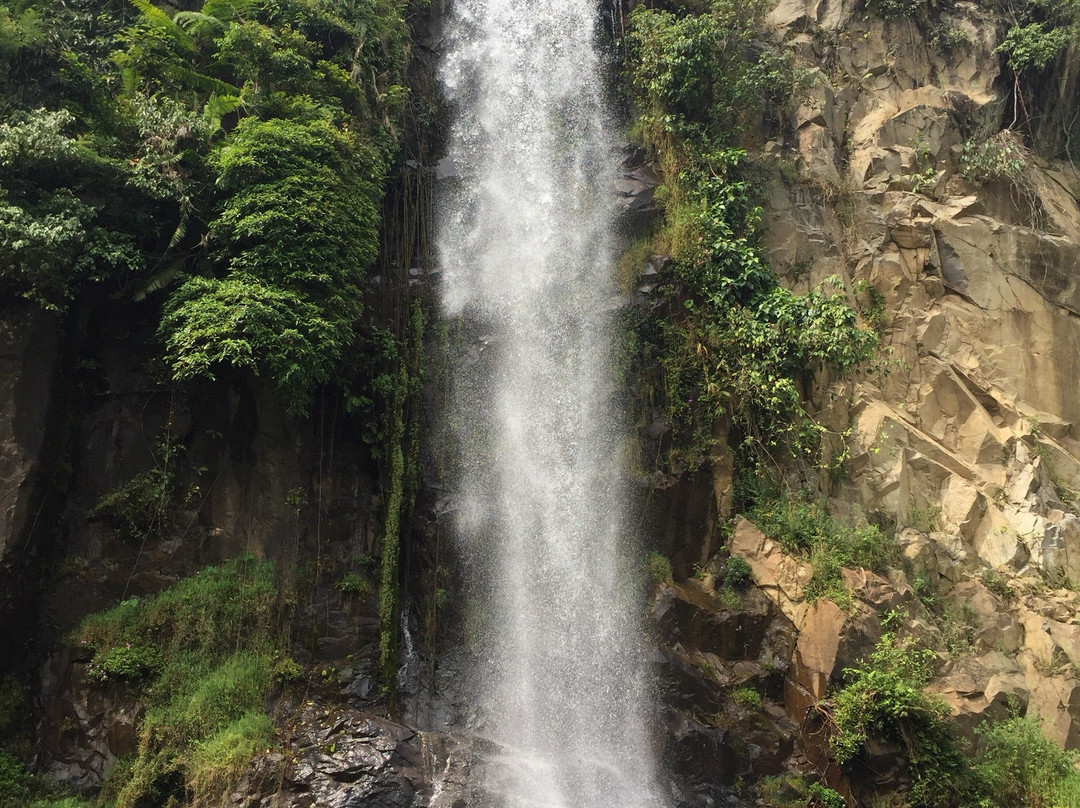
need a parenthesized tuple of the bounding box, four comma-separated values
(436, 0, 663, 806)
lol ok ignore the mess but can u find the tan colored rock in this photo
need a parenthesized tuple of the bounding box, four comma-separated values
(767, 0, 809, 30)
(729, 517, 812, 624)
(797, 123, 842, 188)
(928, 653, 1028, 741)
(792, 600, 847, 700)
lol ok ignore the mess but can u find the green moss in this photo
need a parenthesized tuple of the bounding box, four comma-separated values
(378, 375, 405, 699)
(645, 551, 674, 585)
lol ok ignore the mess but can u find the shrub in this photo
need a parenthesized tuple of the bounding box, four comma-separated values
(806, 782, 845, 808)
(0, 752, 90, 808)
(85, 643, 162, 683)
(0, 753, 30, 808)
(722, 555, 753, 588)
(92, 465, 173, 543)
(974, 715, 1080, 807)
(960, 134, 1027, 184)
(997, 22, 1071, 73)
(827, 633, 972, 807)
(0, 675, 23, 732)
(730, 685, 763, 710)
(336, 572, 375, 596)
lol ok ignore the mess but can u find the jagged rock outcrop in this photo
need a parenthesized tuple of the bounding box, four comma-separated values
(754, 0, 1080, 752)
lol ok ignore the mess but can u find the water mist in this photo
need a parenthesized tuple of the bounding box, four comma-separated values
(437, 1, 664, 805)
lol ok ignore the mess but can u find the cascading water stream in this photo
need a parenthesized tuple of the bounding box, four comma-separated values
(437, 1, 663, 806)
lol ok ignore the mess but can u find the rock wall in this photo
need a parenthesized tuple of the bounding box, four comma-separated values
(761, 0, 1080, 754)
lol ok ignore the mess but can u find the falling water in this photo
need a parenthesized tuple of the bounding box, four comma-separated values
(437, 1, 662, 806)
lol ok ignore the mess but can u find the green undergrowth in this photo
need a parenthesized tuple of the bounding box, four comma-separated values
(621, 0, 879, 471)
(74, 555, 293, 808)
(0, 751, 94, 808)
(748, 496, 895, 609)
(974, 714, 1080, 808)
(759, 773, 844, 808)
(820, 632, 1080, 808)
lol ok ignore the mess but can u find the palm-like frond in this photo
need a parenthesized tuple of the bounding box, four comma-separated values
(201, 0, 260, 22)
(201, 93, 242, 136)
(173, 11, 226, 35)
(130, 260, 185, 302)
(128, 0, 195, 52)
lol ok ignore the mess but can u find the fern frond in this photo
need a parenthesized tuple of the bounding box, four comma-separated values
(165, 64, 239, 96)
(127, 0, 195, 51)
(202, 0, 260, 22)
(167, 198, 191, 251)
(131, 261, 184, 302)
(173, 10, 225, 33)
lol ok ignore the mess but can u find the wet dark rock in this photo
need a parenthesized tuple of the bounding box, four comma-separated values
(230, 707, 446, 808)
(36, 648, 144, 791)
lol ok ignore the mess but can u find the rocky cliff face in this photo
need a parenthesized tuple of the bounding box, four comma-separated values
(760, 0, 1080, 751)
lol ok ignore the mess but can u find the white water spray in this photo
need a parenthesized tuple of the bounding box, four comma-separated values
(437, 1, 663, 806)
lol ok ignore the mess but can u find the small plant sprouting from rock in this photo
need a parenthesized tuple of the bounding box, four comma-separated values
(982, 568, 1013, 600)
(960, 132, 1027, 184)
(730, 685, 763, 711)
(645, 551, 674, 585)
(721, 555, 753, 589)
(92, 435, 179, 544)
(904, 505, 942, 534)
(758, 773, 845, 808)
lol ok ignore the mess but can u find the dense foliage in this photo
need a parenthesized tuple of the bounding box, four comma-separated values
(828, 633, 970, 808)
(824, 633, 1080, 808)
(0, 0, 410, 412)
(622, 0, 878, 468)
